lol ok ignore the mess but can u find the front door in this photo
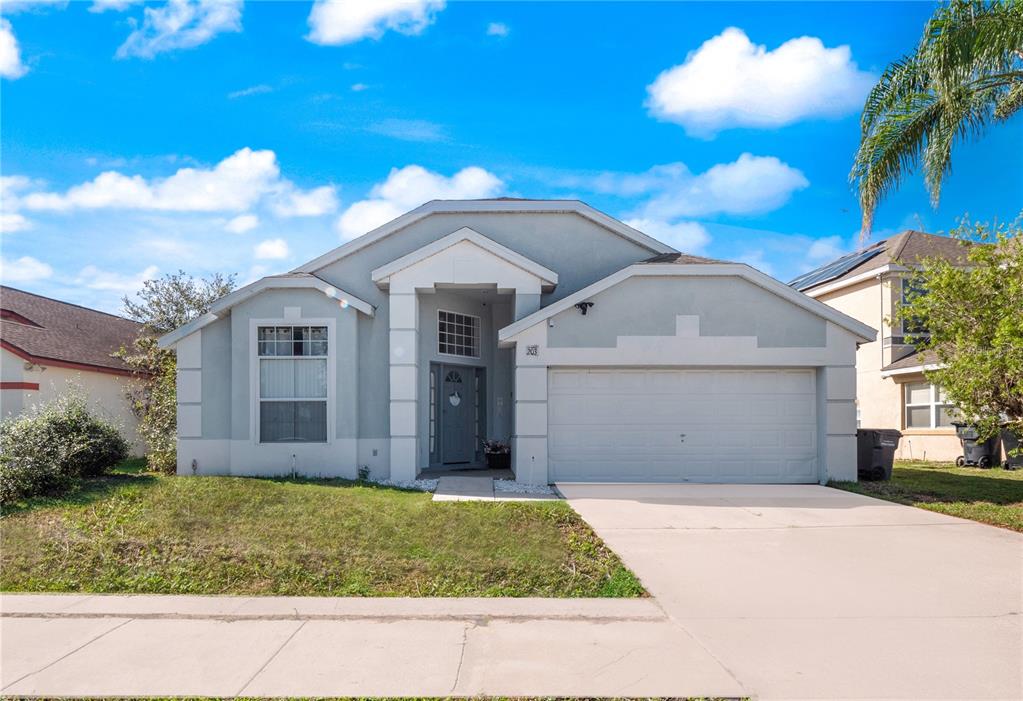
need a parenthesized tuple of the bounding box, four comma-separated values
(433, 364, 485, 465)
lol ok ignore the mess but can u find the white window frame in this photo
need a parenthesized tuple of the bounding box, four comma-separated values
(904, 381, 954, 430)
(250, 318, 336, 445)
(437, 309, 481, 359)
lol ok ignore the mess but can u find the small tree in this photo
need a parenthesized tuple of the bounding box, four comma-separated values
(118, 271, 235, 473)
(895, 219, 1023, 444)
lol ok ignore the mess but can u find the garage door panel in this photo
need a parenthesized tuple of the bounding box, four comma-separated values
(548, 368, 818, 484)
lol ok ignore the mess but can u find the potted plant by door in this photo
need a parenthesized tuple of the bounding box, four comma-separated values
(482, 439, 511, 470)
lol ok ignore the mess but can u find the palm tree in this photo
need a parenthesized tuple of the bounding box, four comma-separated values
(851, 0, 1023, 239)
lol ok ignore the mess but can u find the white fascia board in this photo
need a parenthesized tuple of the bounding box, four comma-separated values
(803, 264, 906, 298)
(498, 263, 877, 345)
(880, 363, 943, 378)
(294, 200, 676, 274)
(371, 227, 559, 288)
(158, 277, 374, 349)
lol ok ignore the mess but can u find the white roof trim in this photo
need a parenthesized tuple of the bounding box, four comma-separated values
(158, 276, 374, 349)
(499, 263, 877, 344)
(295, 199, 676, 274)
(803, 264, 906, 298)
(371, 227, 558, 289)
(880, 362, 943, 378)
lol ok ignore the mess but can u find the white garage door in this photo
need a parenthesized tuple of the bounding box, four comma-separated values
(548, 368, 819, 483)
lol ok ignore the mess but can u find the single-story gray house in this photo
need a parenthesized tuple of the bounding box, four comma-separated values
(160, 199, 875, 485)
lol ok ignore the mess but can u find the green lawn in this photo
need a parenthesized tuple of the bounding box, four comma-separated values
(832, 460, 1023, 531)
(0, 464, 643, 598)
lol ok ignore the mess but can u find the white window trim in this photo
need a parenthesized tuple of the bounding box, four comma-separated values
(437, 309, 481, 359)
(250, 318, 336, 445)
(904, 381, 953, 430)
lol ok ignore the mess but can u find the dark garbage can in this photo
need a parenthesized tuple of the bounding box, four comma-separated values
(952, 422, 1001, 468)
(1001, 427, 1023, 470)
(856, 428, 902, 480)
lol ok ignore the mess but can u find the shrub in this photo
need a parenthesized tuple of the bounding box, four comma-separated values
(0, 394, 128, 503)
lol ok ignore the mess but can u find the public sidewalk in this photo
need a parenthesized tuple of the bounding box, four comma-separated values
(0, 593, 744, 697)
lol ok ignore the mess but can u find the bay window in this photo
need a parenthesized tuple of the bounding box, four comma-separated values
(257, 325, 328, 443)
(904, 381, 956, 429)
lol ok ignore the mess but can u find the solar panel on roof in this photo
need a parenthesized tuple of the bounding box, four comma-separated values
(788, 246, 883, 291)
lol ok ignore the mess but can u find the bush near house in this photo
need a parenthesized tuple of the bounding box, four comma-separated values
(0, 394, 128, 503)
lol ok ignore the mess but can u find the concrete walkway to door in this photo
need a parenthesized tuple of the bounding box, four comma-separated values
(558, 483, 1023, 701)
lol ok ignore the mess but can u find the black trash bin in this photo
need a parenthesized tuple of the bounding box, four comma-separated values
(1001, 427, 1023, 470)
(952, 423, 1001, 468)
(856, 428, 902, 480)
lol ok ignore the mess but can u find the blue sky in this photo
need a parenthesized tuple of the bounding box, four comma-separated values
(1, 0, 1020, 313)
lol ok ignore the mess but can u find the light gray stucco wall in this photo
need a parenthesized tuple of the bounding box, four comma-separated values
(200, 316, 231, 439)
(548, 276, 827, 348)
(312, 211, 659, 447)
(225, 288, 359, 442)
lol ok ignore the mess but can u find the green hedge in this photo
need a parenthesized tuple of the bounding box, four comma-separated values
(0, 394, 128, 503)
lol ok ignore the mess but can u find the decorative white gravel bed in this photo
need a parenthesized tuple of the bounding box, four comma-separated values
(372, 478, 439, 492)
(493, 479, 556, 495)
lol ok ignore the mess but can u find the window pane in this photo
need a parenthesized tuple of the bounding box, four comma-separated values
(258, 327, 275, 341)
(310, 341, 327, 356)
(260, 359, 326, 398)
(905, 382, 931, 405)
(310, 326, 327, 341)
(258, 341, 275, 356)
(937, 405, 958, 427)
(906, 406, 931, 428)
(260, 401, 326, 443)
(294, 359, 327, 398)
(437, 311, 479, 357)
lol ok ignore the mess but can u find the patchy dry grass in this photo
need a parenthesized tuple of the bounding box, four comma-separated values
(0, 467, 643, 597)
(832, 460, 1023, 531)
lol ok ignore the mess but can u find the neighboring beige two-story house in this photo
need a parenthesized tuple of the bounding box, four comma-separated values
(0, 286, 146, 454)
(791, 231, 968, 461)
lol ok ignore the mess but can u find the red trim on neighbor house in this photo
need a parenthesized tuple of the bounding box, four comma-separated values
(0, 308, 43, 327)
(0, 340, 138, 378)
(0, 381, 40, 390)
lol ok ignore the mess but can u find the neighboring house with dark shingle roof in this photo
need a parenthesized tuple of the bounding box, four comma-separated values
(1, 286, 146, 453)
(790, 231, 969, 461)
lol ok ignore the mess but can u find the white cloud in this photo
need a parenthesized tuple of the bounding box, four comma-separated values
(806, 235, 847, 262)
(336, 164, 503, 240)
(0, 255, 52, 283)
(306, 0, 444, 46)
(228, 83, 272, 99)
(254, 238, 289, 260)
(271, 185, 339, 217)
(735, 249, 775, 277)
(624, 218, 710, 253)
(90, 0, 142, 12)
(646, 27, 874, 136)
(0, 212, 31, 233)
(350, 82, 368, 92)
(116, 0, 242, 59)
(225, 213, 258, 233)
(21, 148, 335, 216)
(77, 264, 159, 294)
(561, 154, 809, 220)
(0, 18, 28, 80)
(486, 22, 509, 37)
(367, 118, 447, 142)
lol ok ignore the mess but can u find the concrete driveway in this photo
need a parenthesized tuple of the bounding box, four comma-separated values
(559, 483, 1023, 701)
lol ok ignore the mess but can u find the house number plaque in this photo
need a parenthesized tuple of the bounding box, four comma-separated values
(526, 344, 539, 356)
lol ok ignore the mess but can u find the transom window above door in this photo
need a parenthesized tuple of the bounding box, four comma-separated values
(438, 310, 480, 358)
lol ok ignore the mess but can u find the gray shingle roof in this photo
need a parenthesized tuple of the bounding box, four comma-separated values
(0, 286, 142, 373)
(792, 231, 971, 292)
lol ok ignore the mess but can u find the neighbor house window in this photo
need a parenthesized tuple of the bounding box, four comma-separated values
(257, 326, 328, 443)
(438, 310, 480, 358)
(900, 278, 929, 337)
(904, 381, 955, 429)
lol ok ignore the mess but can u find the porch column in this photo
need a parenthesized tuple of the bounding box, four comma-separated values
(512, 323, 549, 485)
(389, 289, 419, 482)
